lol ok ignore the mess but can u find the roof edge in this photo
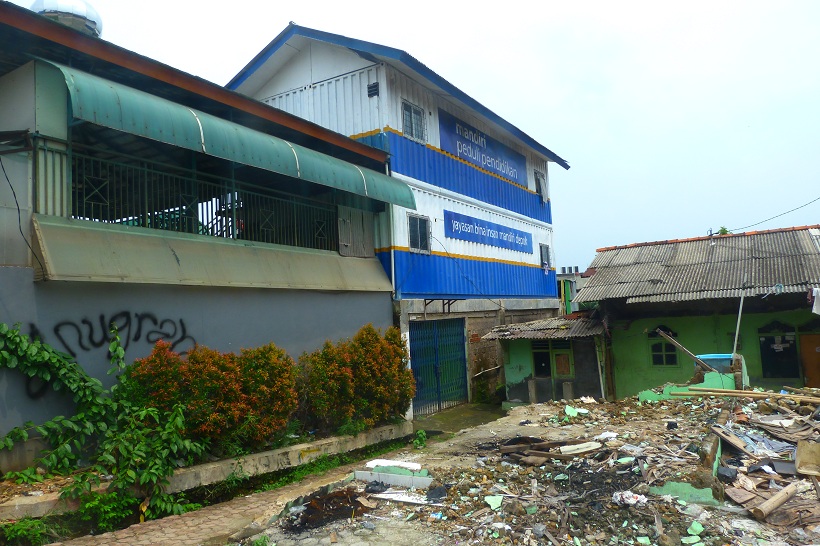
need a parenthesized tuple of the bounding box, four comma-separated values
(595, 224, 820, 253)
(0, 4, 388, 165)
(228, 23, 570, 170)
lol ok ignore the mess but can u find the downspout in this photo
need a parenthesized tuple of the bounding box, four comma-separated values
(389, 203, 396, 296)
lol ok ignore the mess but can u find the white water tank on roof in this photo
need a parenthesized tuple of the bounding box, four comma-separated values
(30, 0, 103, 37)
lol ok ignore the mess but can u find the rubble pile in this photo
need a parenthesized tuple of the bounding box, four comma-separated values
(235, 394, 820, 545)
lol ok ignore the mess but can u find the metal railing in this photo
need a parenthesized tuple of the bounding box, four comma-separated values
(70, 152, 338, 251)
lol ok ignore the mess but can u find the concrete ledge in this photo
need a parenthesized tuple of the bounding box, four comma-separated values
(0, 420, 413, 521)
(167, 420, 413, 494)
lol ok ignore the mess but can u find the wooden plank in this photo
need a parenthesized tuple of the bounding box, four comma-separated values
(524, 450, 577, 461)
(710, 426, 756, 457)
(655, 329, 717, 372)
(520, 455, 548, 466)
(725, 487, 759, 505)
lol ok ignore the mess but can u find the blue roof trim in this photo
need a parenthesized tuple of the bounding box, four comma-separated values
(227, 24, 570, 170)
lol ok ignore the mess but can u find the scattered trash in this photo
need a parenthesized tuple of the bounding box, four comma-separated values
(251, 389, 820, 545)
(611, 490, 648, 506)
(484, 495, 503, 510)
(425, 485, 447, 501)
(364, 481, 389, 494)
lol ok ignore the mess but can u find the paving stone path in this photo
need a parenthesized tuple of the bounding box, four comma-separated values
(49, 468, 356, 546)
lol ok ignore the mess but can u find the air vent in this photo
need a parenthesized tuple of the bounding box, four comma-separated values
(367, 82, 379, 98)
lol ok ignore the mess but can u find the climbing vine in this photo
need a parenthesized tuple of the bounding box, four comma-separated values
(0, 323, 206, 519)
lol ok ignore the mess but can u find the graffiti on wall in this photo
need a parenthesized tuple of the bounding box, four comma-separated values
(29, 311, 197, 359)
(20, 312, 196, 401)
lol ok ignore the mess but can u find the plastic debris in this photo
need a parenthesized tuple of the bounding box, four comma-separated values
(687, 520, 704, 536)
(611, 491, 648, 506)
(484, 495, 503, 510)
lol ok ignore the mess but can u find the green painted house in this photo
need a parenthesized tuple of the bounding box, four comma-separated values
(483, 316, 607, 403)
(574, 225, 820, 398)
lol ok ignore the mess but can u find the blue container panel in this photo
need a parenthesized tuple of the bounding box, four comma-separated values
(384, 133, 552, 224)
(354, 132, 389, 152)
(379, 250, 558, 299)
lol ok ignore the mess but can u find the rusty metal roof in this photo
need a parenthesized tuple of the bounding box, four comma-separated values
(483, 317, 604, 340)
(575, 225, 820, 304)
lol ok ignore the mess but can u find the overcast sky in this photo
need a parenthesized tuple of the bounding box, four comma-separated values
(12, 0, 820, 268)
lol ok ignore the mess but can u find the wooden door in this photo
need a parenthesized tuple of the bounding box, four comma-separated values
(800, 334, 820, 388)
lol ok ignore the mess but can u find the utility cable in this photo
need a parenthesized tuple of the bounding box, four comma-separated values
(729, 195, 820, 232)
(0, 155, 47, 278)
(430, 234, 505, 310)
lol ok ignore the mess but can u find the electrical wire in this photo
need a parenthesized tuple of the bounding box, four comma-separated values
(430, 234, 506, 310)
(0, 155, 46, 278)
(729, 194, 820, 232)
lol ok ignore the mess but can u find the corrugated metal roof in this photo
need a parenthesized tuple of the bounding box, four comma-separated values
(483, 317, 603, 340)
(575, 226, 820, 303)
(46, 61, 416, 210)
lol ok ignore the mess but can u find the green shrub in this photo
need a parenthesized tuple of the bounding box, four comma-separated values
(299, 341, 356, 433)
(120, 341, 298, 452)
(1, 517, 51, 546)
(237, 344, 298, 446)
(75, 491, 139, 533)
(299, 325, 415, 434)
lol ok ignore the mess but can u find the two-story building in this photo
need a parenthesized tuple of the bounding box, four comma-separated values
(228, 25, 570, 413)
(0, 4, 414, 434)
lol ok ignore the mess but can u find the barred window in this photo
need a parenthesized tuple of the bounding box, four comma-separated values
(402, 100, 426, 142)
(408, 214, 430, 253)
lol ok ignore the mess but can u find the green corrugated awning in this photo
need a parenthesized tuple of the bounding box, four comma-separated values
(44, 61, 415, 210)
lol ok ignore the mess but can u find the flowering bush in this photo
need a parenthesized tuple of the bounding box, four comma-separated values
(300, 325, 415, 433)
(237, 344, 298, 445)
(298, 341, 356, 433)
(119, 341, 298, 453)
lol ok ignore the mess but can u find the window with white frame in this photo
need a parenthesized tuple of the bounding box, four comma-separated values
(408, 214, 430, 253)
(401, 100, 426, 142)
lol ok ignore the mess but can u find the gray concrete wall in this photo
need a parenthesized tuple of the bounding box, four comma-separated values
(0, 269, 393, 434)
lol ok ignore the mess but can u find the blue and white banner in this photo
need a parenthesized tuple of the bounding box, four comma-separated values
(438, 109, 528, 184)
(444, 210, 533, 253)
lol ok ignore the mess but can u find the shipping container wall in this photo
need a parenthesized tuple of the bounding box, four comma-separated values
(393, 185, 552, 267)
(263, 64, 383, 139)
(386, 133, 551, 224)
(376, 182, 557, 299)
(384, 67, 552, 194)
(253, 41, 374, 103)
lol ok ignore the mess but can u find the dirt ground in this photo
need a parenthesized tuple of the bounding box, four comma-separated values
(244, 396, 820, 546)
(3, 395, 819, 545)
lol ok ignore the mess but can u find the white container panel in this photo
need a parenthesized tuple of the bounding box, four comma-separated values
(266, 66, 383, 138)
(385, 68, 435, 140)
(264, 87, 311, 120)
(311, 67, 379, 137)
(394, 186, 552, 268)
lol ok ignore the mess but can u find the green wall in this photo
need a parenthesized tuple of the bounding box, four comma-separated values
(506, 340, 534, 384)
(611, 308, 817, 398)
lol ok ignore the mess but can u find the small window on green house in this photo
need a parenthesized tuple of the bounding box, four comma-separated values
(650, 341, 678, 366)
(648, 325, 678, 366)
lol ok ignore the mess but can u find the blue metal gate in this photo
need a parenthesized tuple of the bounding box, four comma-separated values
(409, 318, 468, 416)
